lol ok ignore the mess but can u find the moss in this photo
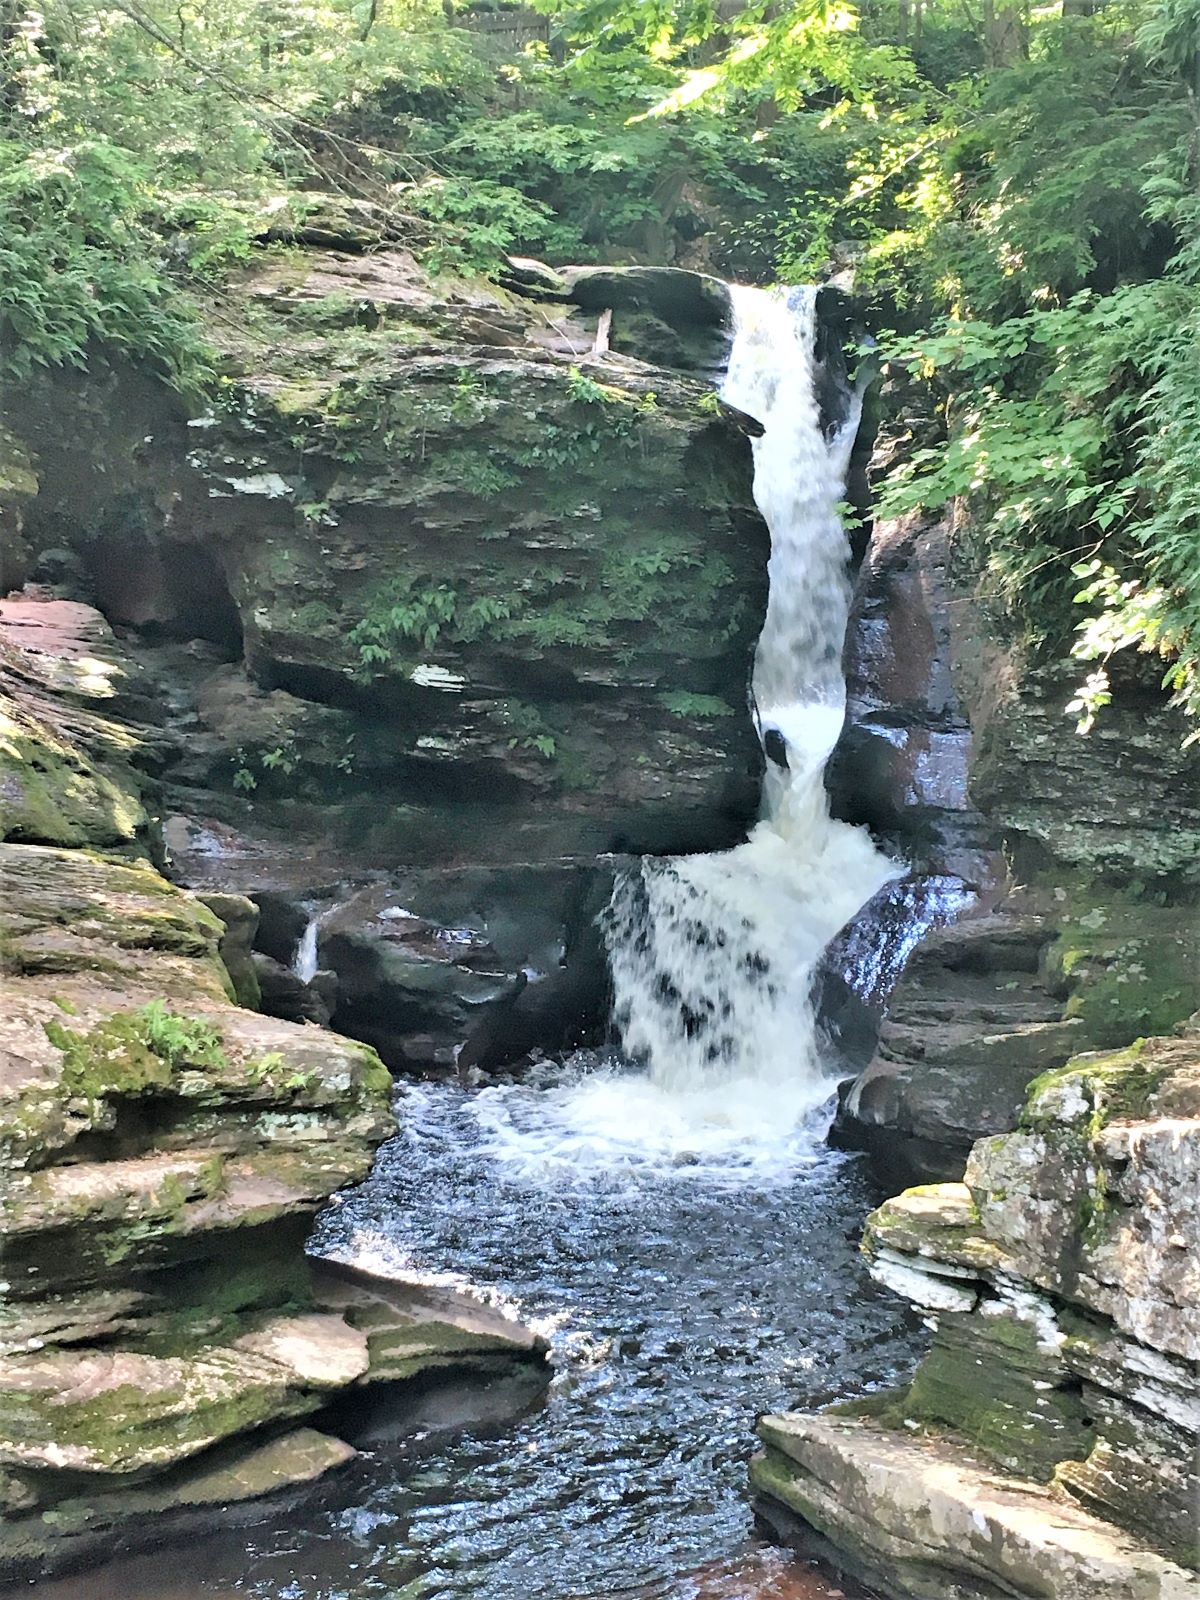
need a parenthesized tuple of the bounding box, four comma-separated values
(0, 425, 38, 499)
(1020, 1041, 1173, 1134)
(901, 1311, 1095, 1482)
(862, 1185, 1002, 1273)
(0, 1364, 318, 1476)
(824, 1386, 913, 1424)
(93, 1160, 228, 1269)
(0, 700, 146, 849)
(1044, 884, 1200, 1047)
(138, 1256, 313, 1357)
(348, 1041, 392, 1103)
(43, 1003, 228, 1105)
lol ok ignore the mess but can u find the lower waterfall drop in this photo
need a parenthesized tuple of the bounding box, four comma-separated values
(604, 284, 898, 1139)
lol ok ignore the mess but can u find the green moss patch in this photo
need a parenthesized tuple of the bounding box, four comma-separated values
(43, 1002, 228, 1105)
(902, 1310, 1095, 1482)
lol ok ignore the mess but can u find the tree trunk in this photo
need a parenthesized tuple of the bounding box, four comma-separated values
(983, 0, 1028, 64)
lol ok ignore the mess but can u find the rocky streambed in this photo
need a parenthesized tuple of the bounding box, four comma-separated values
(16, 1068, 924, 1600)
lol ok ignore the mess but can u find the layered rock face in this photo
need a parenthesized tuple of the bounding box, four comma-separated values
(2, 243, 770, 1072)
(766, 496, 1200, 1597)
(829, 509, 1200, 1183)
(754, 1033, 1200, 1597)
(0, 831, 545, 1578)
(0, 397, 568, 1573)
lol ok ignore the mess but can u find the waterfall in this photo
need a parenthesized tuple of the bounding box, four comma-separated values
(604, 286, 897, 1124)
(293, 912, 321, 983)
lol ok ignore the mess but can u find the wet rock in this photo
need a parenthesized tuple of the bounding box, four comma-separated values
(829, 512, 996, 883)
(249, 888, 315, 962)
(833, 887, 1200, 1186)
(817, 872, 977, 1082)
(318, 861, 618, 1073)
(311, 1257, 548, 1383)
(829, 505, 1200, 1183)
(252, 950, 335, 1026)
(753, 1412, 1196, 1600)
(830, 909, 1080, 1184)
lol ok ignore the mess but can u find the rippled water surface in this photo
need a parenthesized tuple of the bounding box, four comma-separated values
(29, 1060, 920, 1600)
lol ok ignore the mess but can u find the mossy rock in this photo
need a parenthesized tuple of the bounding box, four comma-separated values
(1044, 886, 1200, 1049)
(0, 692, 147, 850)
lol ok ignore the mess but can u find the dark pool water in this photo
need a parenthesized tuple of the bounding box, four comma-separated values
(26, 1061, 920, 1600)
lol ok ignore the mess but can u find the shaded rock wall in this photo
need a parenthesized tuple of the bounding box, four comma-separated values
(1, 246, 782, 1074)
(7, 249, 768, 867)
(827, 504, 1200, 1184)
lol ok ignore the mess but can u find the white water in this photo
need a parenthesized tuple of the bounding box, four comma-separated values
(598, 285, 898, 1151)
(293, 913, 321, 982)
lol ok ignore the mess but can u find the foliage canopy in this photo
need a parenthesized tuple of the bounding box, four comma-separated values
(4, 0, 1200, 728)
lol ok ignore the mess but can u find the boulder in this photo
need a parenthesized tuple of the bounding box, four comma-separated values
(561, 264, 731, 325)
(317, 862, 617, 1072)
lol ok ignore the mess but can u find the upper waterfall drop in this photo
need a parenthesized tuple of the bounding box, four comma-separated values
(603, 284, 898, 1128)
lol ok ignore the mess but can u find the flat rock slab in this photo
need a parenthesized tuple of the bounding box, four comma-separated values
(753, 1412, 1198, 1600)
(235, 1313, 369, 1388)
(311, 1256, 548, 1382)
(0, 1312, 365, 1477)
(0, 1427, 356, 1580)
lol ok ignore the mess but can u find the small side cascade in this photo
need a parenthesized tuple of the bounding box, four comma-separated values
(292, 908, 324, 983)
(604, 286, 898, 1131)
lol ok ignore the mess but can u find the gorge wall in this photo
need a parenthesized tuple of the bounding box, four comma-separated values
(4, 222, 1199, 1597)
(756, 487, 1200, 1594)
(2, 235, 780, 1078)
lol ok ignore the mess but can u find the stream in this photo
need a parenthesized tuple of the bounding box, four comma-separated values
(29, 1059, 921, 1600)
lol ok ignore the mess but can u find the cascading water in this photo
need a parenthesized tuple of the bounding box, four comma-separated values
(293, 912, 321, 982)
(602, 285, 897, 1143)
